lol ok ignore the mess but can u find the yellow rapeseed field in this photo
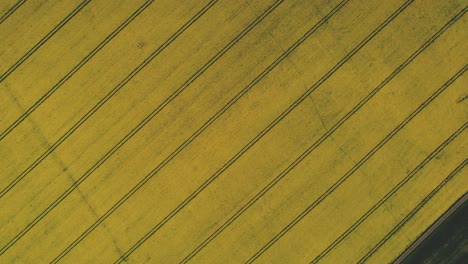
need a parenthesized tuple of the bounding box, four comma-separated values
(0, 0, 466, 263)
